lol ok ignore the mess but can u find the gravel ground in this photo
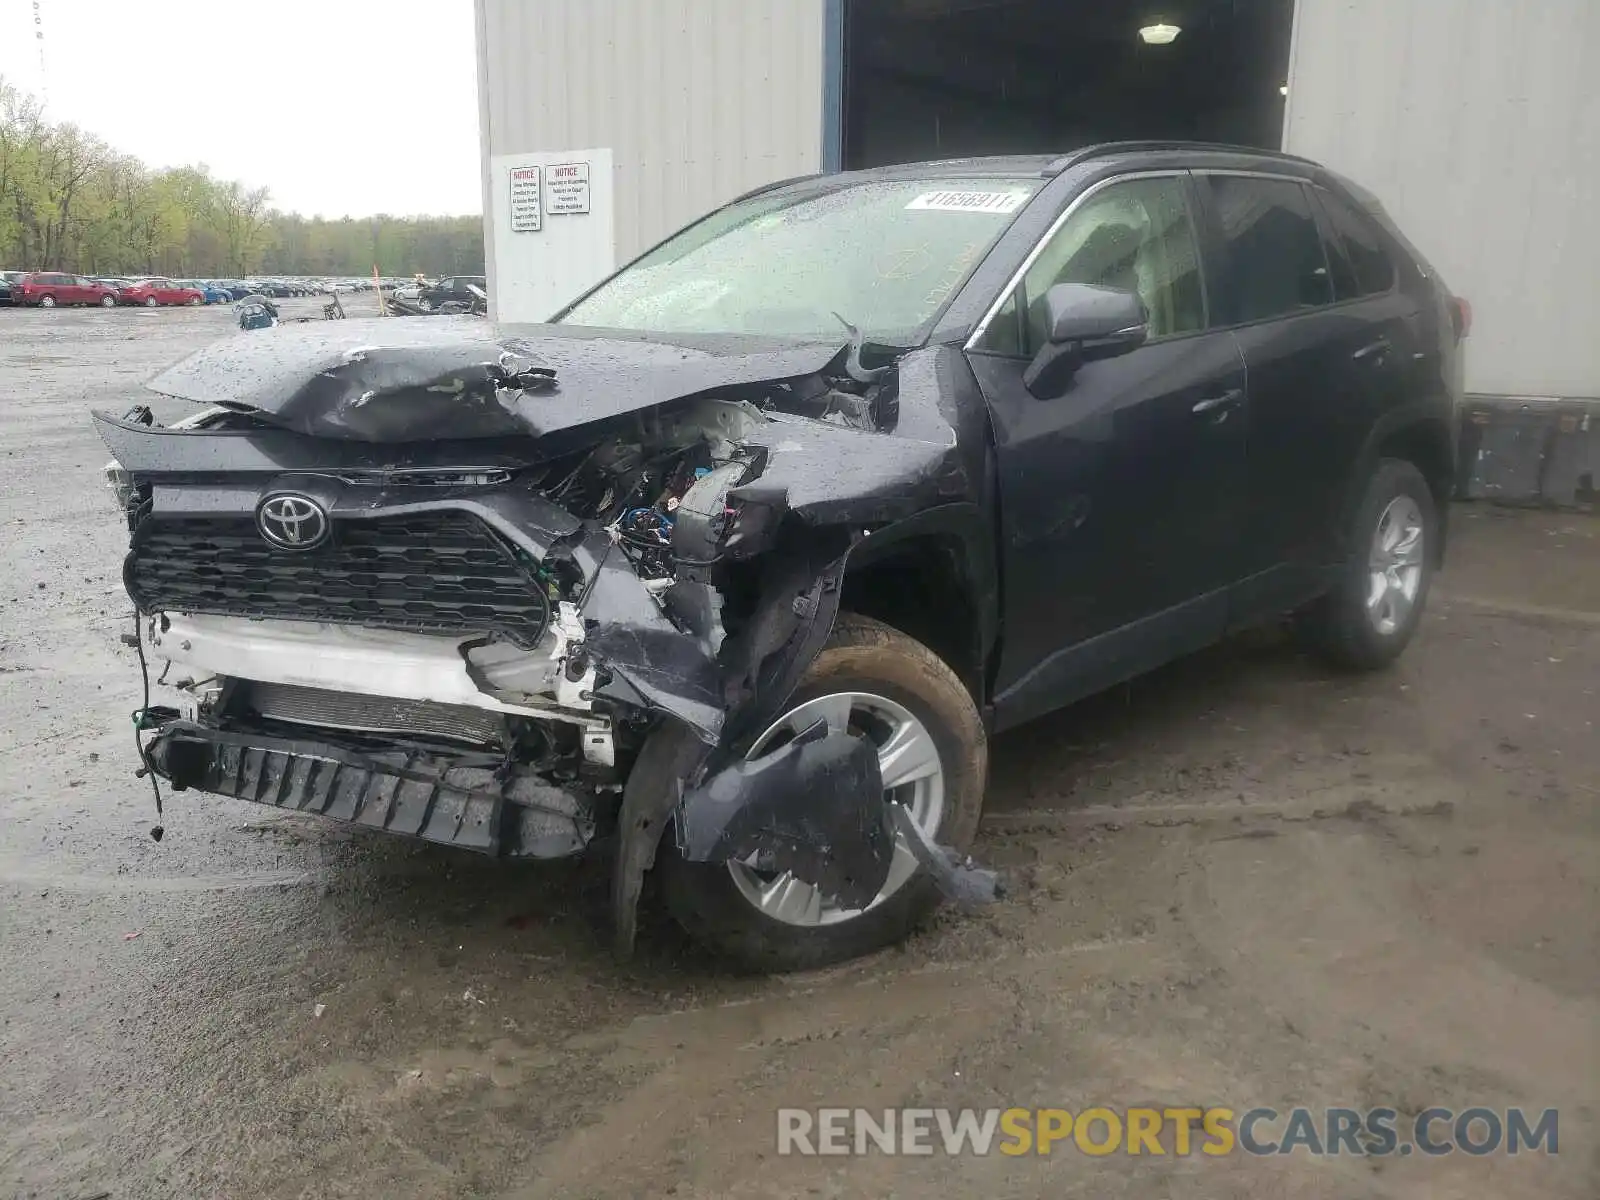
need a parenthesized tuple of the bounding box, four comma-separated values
(1, 300, 1596, 1199)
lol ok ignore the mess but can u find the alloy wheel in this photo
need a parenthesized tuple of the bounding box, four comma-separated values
(1367, 495, 1425, 635)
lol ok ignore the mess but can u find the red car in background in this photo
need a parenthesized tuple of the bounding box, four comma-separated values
(117, 278, 204, 307)
(15, 272, 118, 308)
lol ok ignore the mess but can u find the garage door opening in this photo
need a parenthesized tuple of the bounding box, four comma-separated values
(840, 0, 1296, 169)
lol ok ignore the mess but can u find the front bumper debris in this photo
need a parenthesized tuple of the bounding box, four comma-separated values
(889, 804, 1003, 910)
(675, 720, 895, 909)
(147, 721, 593, 857)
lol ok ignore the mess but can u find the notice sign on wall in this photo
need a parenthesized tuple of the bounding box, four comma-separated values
(489, 147, 614, 324)
(546, 162, 591, 215)
(509, 164, 543, 232)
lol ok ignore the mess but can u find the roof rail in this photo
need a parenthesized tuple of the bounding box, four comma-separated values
(727, 172, 826, 205)
(1042, 141, 1320, 177)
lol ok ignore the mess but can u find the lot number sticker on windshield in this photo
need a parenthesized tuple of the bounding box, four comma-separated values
(907, 190, 1028, 214)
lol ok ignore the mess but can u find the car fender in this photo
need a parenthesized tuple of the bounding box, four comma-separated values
(1339, 401, 1457, 563)
(843, 501, 998, 698)
(612, 532, 853, 955)
(609, 502, 997, 955)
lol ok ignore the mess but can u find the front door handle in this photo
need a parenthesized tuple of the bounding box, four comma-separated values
(1192, 388, 1244, 417)
(1352, 337, 1391, 362)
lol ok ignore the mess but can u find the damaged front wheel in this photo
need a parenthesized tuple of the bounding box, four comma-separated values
(660, 614, 987, 972)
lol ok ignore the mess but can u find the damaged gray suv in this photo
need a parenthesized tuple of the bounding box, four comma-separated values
(97, 142, 1464, 970)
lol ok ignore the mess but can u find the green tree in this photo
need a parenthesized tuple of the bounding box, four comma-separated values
(0, 75, 484, 277)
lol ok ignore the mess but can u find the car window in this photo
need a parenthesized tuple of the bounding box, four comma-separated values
(1205, 175, 1332, 323)
(1314, 189, 1396, 300)
(976, 176, 1205, 357)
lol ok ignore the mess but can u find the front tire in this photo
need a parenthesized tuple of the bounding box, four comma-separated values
(187, 295, 201, 306)
(658, 613, 987, 972)
(143, 295, 158, 308)
(99, 294, 115, 307)
(1298, 457, 1436, 670)
(39, 294, 56, 308)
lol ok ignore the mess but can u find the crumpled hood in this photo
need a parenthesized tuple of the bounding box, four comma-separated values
(144, 317, 845, 442)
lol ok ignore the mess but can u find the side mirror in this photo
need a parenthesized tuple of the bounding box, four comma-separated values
(1023, 282, 1149, 397)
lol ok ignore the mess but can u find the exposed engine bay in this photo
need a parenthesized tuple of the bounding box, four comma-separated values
(95, 319, 999, 954)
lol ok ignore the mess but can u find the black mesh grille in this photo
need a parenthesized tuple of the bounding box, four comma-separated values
(126, 512, 550, 645)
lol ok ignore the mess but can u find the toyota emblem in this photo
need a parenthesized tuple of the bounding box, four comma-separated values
(256, 493, 330, 550)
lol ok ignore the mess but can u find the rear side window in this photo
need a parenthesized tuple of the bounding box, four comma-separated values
(1205, 175, 1332, 323)
(1314, 189, 1396, 299)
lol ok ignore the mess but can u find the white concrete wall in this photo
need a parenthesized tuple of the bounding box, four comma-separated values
(476, 0, 827, 316)
(1284, 0, 1600, 399)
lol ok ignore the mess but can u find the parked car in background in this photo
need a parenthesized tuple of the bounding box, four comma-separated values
(177, 280, 233, 304)
(393, 278, 433, 301)
(117, 279, 204, 307)
(418, 275, 487, 310)
(15, 272, 118, 307)
(0, 270, 23, 305)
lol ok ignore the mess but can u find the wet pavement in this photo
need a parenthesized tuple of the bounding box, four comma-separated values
(1, 300, 1596, 1198)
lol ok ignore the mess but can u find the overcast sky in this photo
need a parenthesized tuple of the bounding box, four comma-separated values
(0, 0, 481, 217)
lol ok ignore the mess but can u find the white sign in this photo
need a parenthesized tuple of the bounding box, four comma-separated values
(546, 161, 591, 215)
(488, 148, 615, 323)
(906, 190, 1029, 214)
(509, 164, 543, 232)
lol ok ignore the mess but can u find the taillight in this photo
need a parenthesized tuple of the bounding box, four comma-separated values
(1449, 296, 1472, 340)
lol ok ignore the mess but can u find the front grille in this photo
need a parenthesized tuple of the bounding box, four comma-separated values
(126, 511, 550, 645)
(242, 681, 505, 745)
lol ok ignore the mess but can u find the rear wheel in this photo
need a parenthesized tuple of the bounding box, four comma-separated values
(658, 613, 987, 972)
(1298, 458, 1436, 669)
(38, 294, 56, 308)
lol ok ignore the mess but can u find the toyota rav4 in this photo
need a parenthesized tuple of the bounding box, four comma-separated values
(96, 142, 1466, 971)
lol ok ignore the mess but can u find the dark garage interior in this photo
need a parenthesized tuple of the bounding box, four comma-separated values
(842, 0, 1296, 168)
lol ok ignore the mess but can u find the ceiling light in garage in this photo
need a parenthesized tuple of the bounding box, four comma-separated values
(1138, 22, 1181, 44)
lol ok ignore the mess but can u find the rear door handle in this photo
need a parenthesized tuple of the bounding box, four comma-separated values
(1352, 337, 1391, 362)
(1192, 388, 1244, 416)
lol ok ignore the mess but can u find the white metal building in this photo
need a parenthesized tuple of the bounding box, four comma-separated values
(475, 0, 1598, 405)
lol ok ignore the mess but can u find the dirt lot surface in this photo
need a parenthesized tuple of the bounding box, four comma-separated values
(1, 301, 1596, 1199)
